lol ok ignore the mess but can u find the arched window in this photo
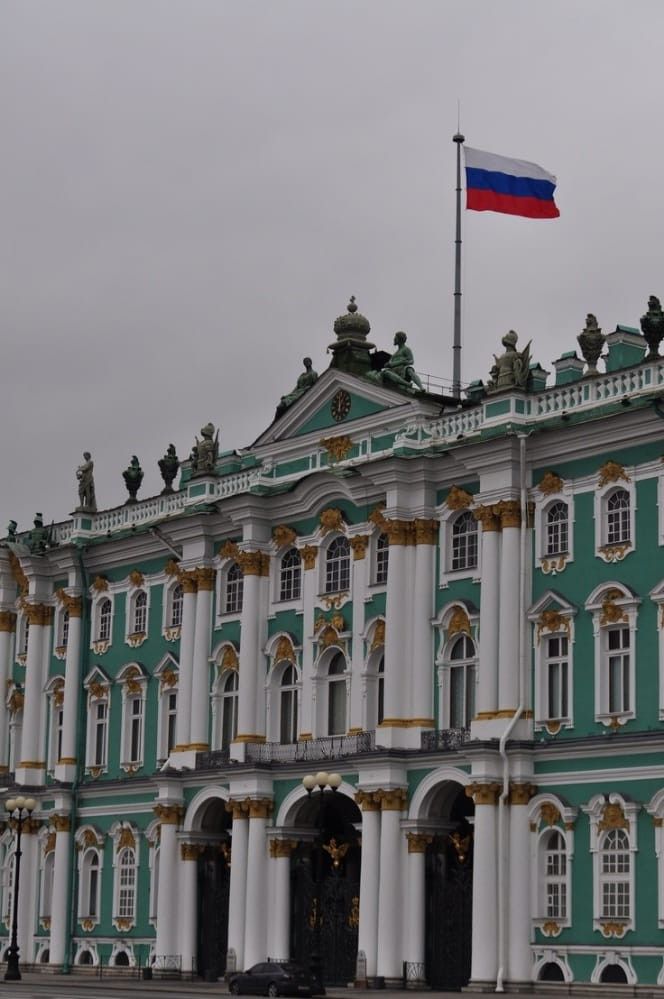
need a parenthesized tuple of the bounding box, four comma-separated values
(449, 635, 477, 729)
(327, 653, 347, 736)
(451, 511, 478, 571)
(600, 828, 630, 920)
(279, 665, 298, 744)
(225, 563, 244, 614)
(542, 829, 567, 919)
(600, 964, 628, 984)
(325, 537, 350, 594)
(133, 591, 147, 634)
(221, 671, 239, 748)
(114, 951, 130, 967)
(98, 599, 112, 642)
(79, 850, 100, 919)
(116, 848, 136, 921)
(546, 501, 569, 556)
(279, 548, 302, 602)
(170, 584, 183, 628)
(375, 533, 389, 585)
(606, 489, 630, 545)
(538, 963, 565, 982)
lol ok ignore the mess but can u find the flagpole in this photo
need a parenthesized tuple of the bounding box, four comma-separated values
(452, 130, 465, 399)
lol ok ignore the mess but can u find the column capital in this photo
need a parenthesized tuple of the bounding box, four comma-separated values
(179, 570, 198, 594)
(225, 798, 251, 820)
(248, 797, 274, 819)
(406, 832, 432, 854)
(21, 601, 53, 627)
(180, 841, 205, 861)
(349, 535, 369, 560)
(301, 545, 318, 570)
(269, 838, 298, 858)
(194, 567, 216, 591)
(509, 782, 538, 806)
(413, 518, 438, 545)
(465, 781, 502, 806)
(354, 789, 381, 812)
(153, 803, 185, 825)
(384, 519, 414, 546)
(237, 551, 270, 576)
(473, 505, 500, 532)
(52, 813, 71, 833)
(55, 590, 83, 617)
(0, 611, 16, 633)
(493, 499, 521, 529)
(377, 788, 408, 811)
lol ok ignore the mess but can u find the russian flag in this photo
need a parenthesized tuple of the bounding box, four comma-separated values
(464, 146, 560, 219)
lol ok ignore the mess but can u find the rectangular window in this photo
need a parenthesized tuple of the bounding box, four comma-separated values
(166, 692, 177, 755)
(545, 635, 569, 720)
(93, 702, 107, 766)
(328, 680, 346, 736)
(607, 627, 630, 713)
(129, 698, 143, 762)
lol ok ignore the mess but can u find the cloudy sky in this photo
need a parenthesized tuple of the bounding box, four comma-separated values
(3, 0, 663, 527)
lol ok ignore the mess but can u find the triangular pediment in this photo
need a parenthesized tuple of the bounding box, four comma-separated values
(253, 369, 440, 448)
(528, 589, 578, 618)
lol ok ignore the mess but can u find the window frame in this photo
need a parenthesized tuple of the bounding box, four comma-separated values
(449, 510, 479, 573)
(534, 481, 575, 576)
(322, 534, 351, 596)
(528, 793, 577, 934)
(437, 503, 482, 587)
(529, 598, 577, 734)
(277, 547, 302, 604)
(594, 474, 636, 563)
(583, 792, 639, 935)
(212, 668, 239, 750)
(434, 603, 480, 732)
(84, 675, 110, 772)
(223, 562, 244, 616)
(90, 592, 115, 652)
(45, 678, 65, 772)
(162, 579, 183, 639)
(373, 532, 389, 587)
(586, 584, 639, 727)
(117, 665, 147, 772)
(155, 661, 179, 762)
(75, 830, 104, 927)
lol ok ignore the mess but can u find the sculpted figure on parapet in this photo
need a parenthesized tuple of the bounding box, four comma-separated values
(190, 423, 219, 475)
(367, 331, 424, 393)
(486, 330, 531, 393)
(275, 357, 319, 418)
(76, 451, 97, 512)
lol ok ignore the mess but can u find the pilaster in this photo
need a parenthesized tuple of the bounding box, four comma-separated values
(49, 812, 72, 966)
(375, 788, 408, 981)
(55, 592, 82, 783)
(226, 798, 250, 970)
(466, 781, 501, 987)
(16, 601, 52, 785)
(243, 797, 273, 967)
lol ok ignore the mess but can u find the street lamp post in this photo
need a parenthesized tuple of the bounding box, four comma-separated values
(4, 795, 37, 981)
(301, 771, 341, 994)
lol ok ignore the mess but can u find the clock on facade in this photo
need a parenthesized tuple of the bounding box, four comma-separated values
(331, 389, 351, 422)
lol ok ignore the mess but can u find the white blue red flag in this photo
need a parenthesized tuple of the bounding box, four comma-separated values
(464, 147, 560, 219)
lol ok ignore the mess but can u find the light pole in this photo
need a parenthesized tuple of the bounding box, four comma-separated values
(4, 795, 37, 981)
(301, 771, 341, 993)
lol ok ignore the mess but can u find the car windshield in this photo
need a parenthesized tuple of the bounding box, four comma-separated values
(281, 963, 303, 974)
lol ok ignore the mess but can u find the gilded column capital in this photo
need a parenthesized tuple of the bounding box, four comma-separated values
(269, 838, 299, 858)
(55, 590, 83, 617)
(413, 519, 438, 545)
(248, 798, 274, 820)
(179, 570, 198, 594)
(493, 500, 521, 529)
(377, 788, 408, 811)
(349, 535, 369, 560)
(465, 782, 502, 806)
(301, 545, 318, 570)
(194, 567, 216, 592)
(52, 814, 71, 833)
(473, 505, 500, 532)
(354, 790, 381, 812)
(384, 519, 415, 546)
(237, 551, 270, 576)
(11, 817, 41, 835)
(406, 832, 433, 854)
(508, 782, 538, 806)
(180, 842, 205, 861)
(153, 803, 185, 825)
(22, 602, 53, 627)
(225, 798, 251, 820)
(0, 611, 16, 633)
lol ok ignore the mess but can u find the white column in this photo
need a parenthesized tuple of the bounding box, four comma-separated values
(376, 790, 406, 981)
(189, 569, 215, 750)
(497, 503, 521, 712)
(178, 842, 199, 976)
(382, 530, 408, 724)
(57, 600, 82, 780)
(175, 576, 197, 750)
(17, 826, 39, 963)
(243, 800, 270, 967)
(410, 527, 436, 724)
(268, 839, 296, 960)
(356, 799, 380, 980)
(507, 786, 534, 983)
(16, 605, 48, 783)
(298, 546, 317, 739)
(404, 834, 429, 972)
(0, 614, 15, 771)
(227, 804, 249, 970)
(49, 815, 72, 966)
(236, 557, 265, 742)
(476, 509, 500, 717)
(155, 810, 181, 960)
(469, 784, 499, 986)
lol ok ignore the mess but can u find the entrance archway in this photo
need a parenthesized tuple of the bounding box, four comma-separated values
(288, 790, 361, 987)
(194, 797, 232, 981)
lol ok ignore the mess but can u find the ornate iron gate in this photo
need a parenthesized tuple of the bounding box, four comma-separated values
(291, 853, 359, 986)
(425, 832, 473, 990)
(197, 844, 231, 980)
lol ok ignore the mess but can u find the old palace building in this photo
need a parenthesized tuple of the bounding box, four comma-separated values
(3, 297, 664, 990)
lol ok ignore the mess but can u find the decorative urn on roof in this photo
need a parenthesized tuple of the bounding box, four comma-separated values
(328, 296, 376, 376)
(640, 295, 664, 360)
(577, 313, 606, 376)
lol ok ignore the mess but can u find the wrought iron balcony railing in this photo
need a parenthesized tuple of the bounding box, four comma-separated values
(246, 731, 376, 763)
(420, 728, 470, 752)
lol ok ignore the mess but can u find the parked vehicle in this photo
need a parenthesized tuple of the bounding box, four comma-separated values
(228, 961, 321, 997)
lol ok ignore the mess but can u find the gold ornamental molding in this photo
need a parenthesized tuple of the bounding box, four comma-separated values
(52, 814, 71, 833)
(493, 500, 521, 529)
(349, 535, 369, 560)
(541, 921, 561, 938)
(194, 566, 216, 591)
(8, 690, 24, 713)
(0, 611, 16, 633)
(88, 681, 109, 700)
(354, 790, 381, 812)
(540, 802, 562, 827)
(537, 471, 564, 496)
(122, 665, 142, 695)
(164, 559, 180, 577)
(536, 609, 571, 643)
(301, 545, 318, 570)
(378, 717, 435, 729)
(473, 505, 500, 533)
(53, 681, 64, 708)
(79, 918, 95, 932)
(220, 645, 239, 671)
(446, 485, 473, 510)
(319, 507, 346, 534)
(269, 838, 299, 859)
(237, 551, 270, 577)
(509, 783, 538, 806)
(8, 553, 28, 596)
(378, 788, 408, 811)
(43, 831, 56, 856)
(21, 602, 53, 627)
(599, 801, 629, 832)
(248, 798, 274, 820)
(116, 827, 136, 852)
(370, 619, 385, 652)
(600, 589, 628, 627)
(447, 607, 471, 638)
(383, 519, 412, 546)
(598, 460, 630, 488)
(160, 667, 178, 689)
(16, 760, 46, 773)
(128, 570, 144, 588)
(219, 540, 241, 560)
(413, 519, 437, 545)
(272, 524, 297, 548)
(600, 921, 627, 938)
(406, 832, 433, 854)
(153, 804, 184, 826)
(225, 798, 251, 820)
(78, 828, 104, 850)
(179, 570, 198, 594)
(274, 636, 296, 664)
(320, 435, 353, 463)
(55, 590, 83, 618)
(449, 831, 472, 863)
(10, 816, 41, 835)
(465, 782, 502, 806)
(92, 575, 109, 592)
(368, 504, 388, 531)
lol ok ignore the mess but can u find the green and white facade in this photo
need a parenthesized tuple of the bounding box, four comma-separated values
(2, 302, 664, 990)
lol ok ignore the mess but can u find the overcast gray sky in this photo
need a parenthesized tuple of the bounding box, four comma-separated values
(3, 0, 663, 527)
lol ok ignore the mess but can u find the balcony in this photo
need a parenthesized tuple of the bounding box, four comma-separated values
(420, 728, 471, 752)
(195, 732, 376, 769)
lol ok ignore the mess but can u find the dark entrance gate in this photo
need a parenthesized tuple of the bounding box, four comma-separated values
(425, 827, 473, 990)
(291, 843, 360, 986)
(197, 843, 231, 980)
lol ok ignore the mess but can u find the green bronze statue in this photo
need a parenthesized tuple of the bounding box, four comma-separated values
(123, 456, 144, 504)
(28, 513, 51, 553)
(368, 332, 424, 393)
(191, 423, 219, 475)
(76, 452, 97, 512)
(487, 331, 532, 392)
(5, 520, 17, 544)
(276, 358, 319, 417)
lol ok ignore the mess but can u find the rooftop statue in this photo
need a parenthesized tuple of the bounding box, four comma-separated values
(367, 331, 424, 393)
(486, 330, 531, 393)
(28, 512, 52, 554)
(191, 422, 219, 476)
(123, 456, 144, 504)
(641, 295, 664, 359)
(76, 452, 97, 513)
(276, 357, 319, 418)
(158, 443, 180, 495)
(5, 520, 17, 544)
(577, 313, 605, 376)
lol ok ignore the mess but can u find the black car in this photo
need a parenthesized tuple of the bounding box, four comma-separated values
(228, 961, 321, 997)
